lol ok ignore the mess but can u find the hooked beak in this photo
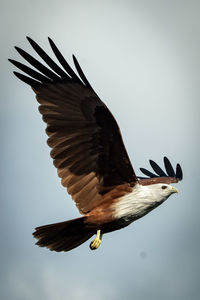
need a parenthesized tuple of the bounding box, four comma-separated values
(171, 186, 178, 194)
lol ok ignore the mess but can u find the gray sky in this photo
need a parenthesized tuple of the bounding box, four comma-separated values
(1, 1, 200, 299)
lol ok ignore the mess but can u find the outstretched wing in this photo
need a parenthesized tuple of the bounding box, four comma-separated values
(9, 37, 137, 214)
(138, 157, 183, 185)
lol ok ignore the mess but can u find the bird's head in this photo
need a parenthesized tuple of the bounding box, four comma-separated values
(137, 183, 179, 205)
(147, 183, 178, 203)
(160, 183, 178, 197)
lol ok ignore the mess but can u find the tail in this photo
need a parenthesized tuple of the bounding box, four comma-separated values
(33, 217, 94, 252)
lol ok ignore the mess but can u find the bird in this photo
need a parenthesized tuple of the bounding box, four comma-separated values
(9, 37, 183, 252)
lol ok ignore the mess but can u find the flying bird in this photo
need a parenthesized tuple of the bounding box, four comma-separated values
(9, 37, 183, 252)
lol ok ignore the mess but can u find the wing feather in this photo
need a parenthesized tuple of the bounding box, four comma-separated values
(139, 157, 183, 184)
(10, 38, 137, 214)
(176, 164, 183, 180)
(164, 156, 175, 177)
(149, 160, 167, 177)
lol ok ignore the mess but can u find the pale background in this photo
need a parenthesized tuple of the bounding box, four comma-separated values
(1, 1, 200, 299)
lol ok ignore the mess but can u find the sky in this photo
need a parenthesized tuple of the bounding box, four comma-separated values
(1, 1, 200, 299)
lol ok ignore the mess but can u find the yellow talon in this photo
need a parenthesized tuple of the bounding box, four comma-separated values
(90, 230, 102, 250)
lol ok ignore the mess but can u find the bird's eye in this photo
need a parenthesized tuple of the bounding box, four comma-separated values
(161, 185, 167, 190)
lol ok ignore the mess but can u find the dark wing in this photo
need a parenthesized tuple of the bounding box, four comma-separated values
(9, 37, 137, 214)
(138, 157, 183, 185)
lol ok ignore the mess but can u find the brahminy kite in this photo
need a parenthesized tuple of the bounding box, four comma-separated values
(9, 37, 183, 252)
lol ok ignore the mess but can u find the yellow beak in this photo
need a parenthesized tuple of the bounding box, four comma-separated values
(171, 186, 179, 193)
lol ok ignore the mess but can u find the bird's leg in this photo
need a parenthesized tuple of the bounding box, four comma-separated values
(90, 230, 102, 250)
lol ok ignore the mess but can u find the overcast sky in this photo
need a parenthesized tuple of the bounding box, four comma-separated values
(1, 1, 200, 299)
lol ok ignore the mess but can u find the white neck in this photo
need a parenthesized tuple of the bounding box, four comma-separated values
(112, 183, 172, 222)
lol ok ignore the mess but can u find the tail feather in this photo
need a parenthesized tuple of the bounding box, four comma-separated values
(33, 217, 94, 252)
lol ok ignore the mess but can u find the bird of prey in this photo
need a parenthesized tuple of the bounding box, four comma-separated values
(9, 37, 183, 252)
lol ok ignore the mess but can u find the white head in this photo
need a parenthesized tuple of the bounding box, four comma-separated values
(112, 183, 179, 221)
(144, 183, 178, 203)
